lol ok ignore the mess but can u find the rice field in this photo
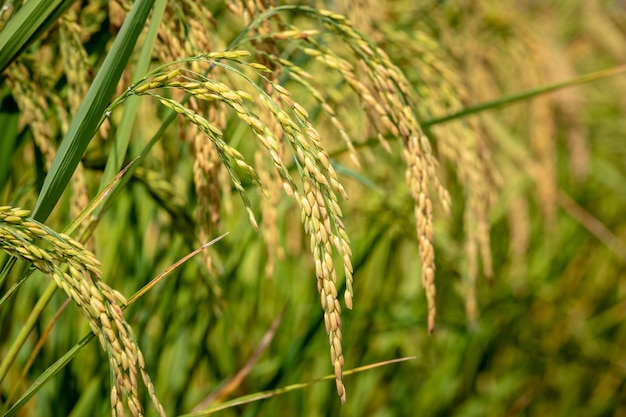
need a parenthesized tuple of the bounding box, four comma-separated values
(1, 1, 625, 416)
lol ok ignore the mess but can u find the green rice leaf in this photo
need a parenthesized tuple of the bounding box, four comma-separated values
(32, 0, 156, 222)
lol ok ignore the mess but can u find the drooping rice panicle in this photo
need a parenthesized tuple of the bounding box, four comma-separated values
(126, 49, 353, 401)
(0, 207, 165, 417)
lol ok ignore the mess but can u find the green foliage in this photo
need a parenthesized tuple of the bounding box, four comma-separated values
(1, 1, 626, 416)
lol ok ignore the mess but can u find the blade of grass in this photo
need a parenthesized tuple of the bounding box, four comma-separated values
(0, 281, 57, 388)
(3, 298, 71, 408)
(3, 332, 97, 417)
(0, 0, 73, 73)
(31, 0, 156, 223)
(423, 64, 626, 127)
(180, 357, 417, 416)
(0, 256, 17, 290)
(330, 160, 385, 194)
(99, 0, 168, 190)
(127, 233, 229, 304)
(0, 267, 33, 311)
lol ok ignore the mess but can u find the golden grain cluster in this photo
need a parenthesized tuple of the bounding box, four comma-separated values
(0, 207, 164, 416)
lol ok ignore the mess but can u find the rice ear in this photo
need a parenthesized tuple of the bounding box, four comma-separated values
(0, 207, 165, 417)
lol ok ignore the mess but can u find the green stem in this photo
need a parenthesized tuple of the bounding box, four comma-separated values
(423, 64, 626, 127)
(0, 0, 73, 73)
(0, 281, 57, 387)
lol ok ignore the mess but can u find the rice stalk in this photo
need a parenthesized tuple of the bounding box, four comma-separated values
(117, 46, 354, 400)
(7, 20, 95, 249)
(2, 1, 476, 405)
(151, 1, 230, 283)
(381, 27, 498, 322)
(0, 206, 165, 417)
(286, 7, 452, 332)
(227, 6, 454, 335)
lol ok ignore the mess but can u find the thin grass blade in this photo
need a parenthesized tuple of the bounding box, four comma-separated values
(100, 0, 167, 190)
(423, 64, 626, 127)
(0, 0, 72, 73)
(180, 357, 417, 416)
(3, 332, 96, 417)
(330, 161, 385, 194)
(0, 282, 57, 388)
